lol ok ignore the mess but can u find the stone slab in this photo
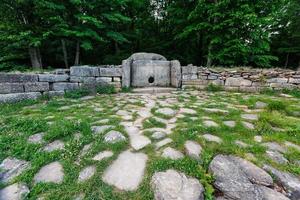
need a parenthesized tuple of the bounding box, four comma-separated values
(24, 82, 49, 92)
(0, 73, 38, 83)
(52, 82, 79, 91)
(102, 150, 148, 191)
(70, 66, 99, 77)
(38, 74, 69, 82)
(0, 92, 42, 103)
(0, 83, 24, 94)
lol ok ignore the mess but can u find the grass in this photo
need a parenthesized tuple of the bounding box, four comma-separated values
(0, 90, 299, 199)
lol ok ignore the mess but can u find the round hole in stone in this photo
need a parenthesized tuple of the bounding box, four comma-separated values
(148, 76, 154, 84)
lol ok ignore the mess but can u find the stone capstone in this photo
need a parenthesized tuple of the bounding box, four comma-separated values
(151, 169, 204, 200)
(70, 66, 99, 77)
(38, 74, 69, 82)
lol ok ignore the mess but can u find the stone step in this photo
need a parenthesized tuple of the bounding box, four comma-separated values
(132, 87, 177, 94)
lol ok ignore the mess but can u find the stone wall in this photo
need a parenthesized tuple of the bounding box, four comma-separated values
(0, 66, 122, 103)
(182, 65, 300, 92)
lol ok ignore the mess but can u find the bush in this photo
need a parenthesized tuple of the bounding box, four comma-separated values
(282, 88, 300, 98)
(64, 88, 90, 99)
(267, 100, 286, 112)
(96, 85, 116, 94)
(206, 83, 224, 92)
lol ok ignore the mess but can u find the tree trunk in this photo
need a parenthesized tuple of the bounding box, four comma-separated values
(61, 39, 68, 68)
(29, 47, 42, 69)
(284, 53, 289, 68)
(114, 41, 120, 55)
(206, 41, 213, 67)
(74, 41, 80, 66)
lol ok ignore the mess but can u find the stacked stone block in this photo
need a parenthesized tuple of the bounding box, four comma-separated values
(0, 65, 122, 103)
(182, 67, 300, 92)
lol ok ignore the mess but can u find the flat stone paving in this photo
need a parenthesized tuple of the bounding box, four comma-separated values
(1, 90, 300, 199)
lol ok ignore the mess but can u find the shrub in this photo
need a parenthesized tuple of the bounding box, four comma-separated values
(96, 85, 116, 94)
(267, 100, 286, 112)
(64, 88, 90, 99)
(206, 83, 223, 92)
(282, 88, 300, 98)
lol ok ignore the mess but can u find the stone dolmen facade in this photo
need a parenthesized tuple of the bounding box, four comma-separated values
(1, 53, 300, 103)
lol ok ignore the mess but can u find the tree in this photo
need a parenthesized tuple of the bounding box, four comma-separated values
(180, 0, 285, 67)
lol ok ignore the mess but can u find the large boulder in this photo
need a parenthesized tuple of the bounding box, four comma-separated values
(0, 92, 41, 103)
(208, 154, 289, 200)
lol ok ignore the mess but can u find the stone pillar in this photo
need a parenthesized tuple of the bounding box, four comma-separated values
(122, 59, 131, 88)
(170, 60, 181, 88)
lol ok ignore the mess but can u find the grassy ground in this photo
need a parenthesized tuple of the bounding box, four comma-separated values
(0, 90, 299, 200)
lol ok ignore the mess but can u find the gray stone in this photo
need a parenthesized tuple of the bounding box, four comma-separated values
(96, 77, 112, 85)
(130, 135, 151, 150)
(266, 150, 288, 164)
(151, 169, 204, 200)
(285, 141, 300, 152)
(209, 155, 275, 200)
(223, 121, 236, 128)
(263, 142, 287, 153)
(99, 67, 122, 77)
(170, 60, 181, 88)
(0, 183, 29, 200)
(203, 134, 222, 144)
(104, 130, 126, 143)
(27, 132, 45, 144)
(203, 108, 229, 115)
(267, 78, 288, 83)
(53, 82, 79, 91)
(44, 91, 65, 97)
(70, 76, 96, 84)
(102, 150, 148, 191)
(0, 83, 24, 94)
(121, 59, 131, 87)
(0, 73, 38, 83)
(254, 135, 263, 143)
(38, 74, 69, 82)
(78, 165, 96, 182)
(0, 92, 42, 103)
(184, 140, 202, 159)
(241, 114, 258, 121)
(156, 108, 176, 117)
(180, 108, 197, 115)
(225, 77, 252, 87)
(92, 151, 113, 161)
(70, 66, 99, 77)
(235, 140, 250, 148)
(203, 120, 219, 127)
(259, 186, 290, 200)
(34, 161, 64, 184)
(155, 138, 173, 149)
(255, 101, 267, 109)
(263, 165, 300, 200)
(0, 157, 30, 183)
(161, 147, 184, 160)
(151, 131, 166, 140)
(242, 121, 255, 130)
(91, 125, 113, 135)
(24, 82, 49, 92)
(43, 140, 65, 152)
(129, 52, 167, 61)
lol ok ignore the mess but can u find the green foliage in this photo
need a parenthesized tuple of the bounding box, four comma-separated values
(64, 88, 90, 99)
(206, 83, 224, 92)
(0, 0, 299, 70)
(267, 100, 286, 112)
(96, 85, 116, 94)
(121, 86, 133, 93)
